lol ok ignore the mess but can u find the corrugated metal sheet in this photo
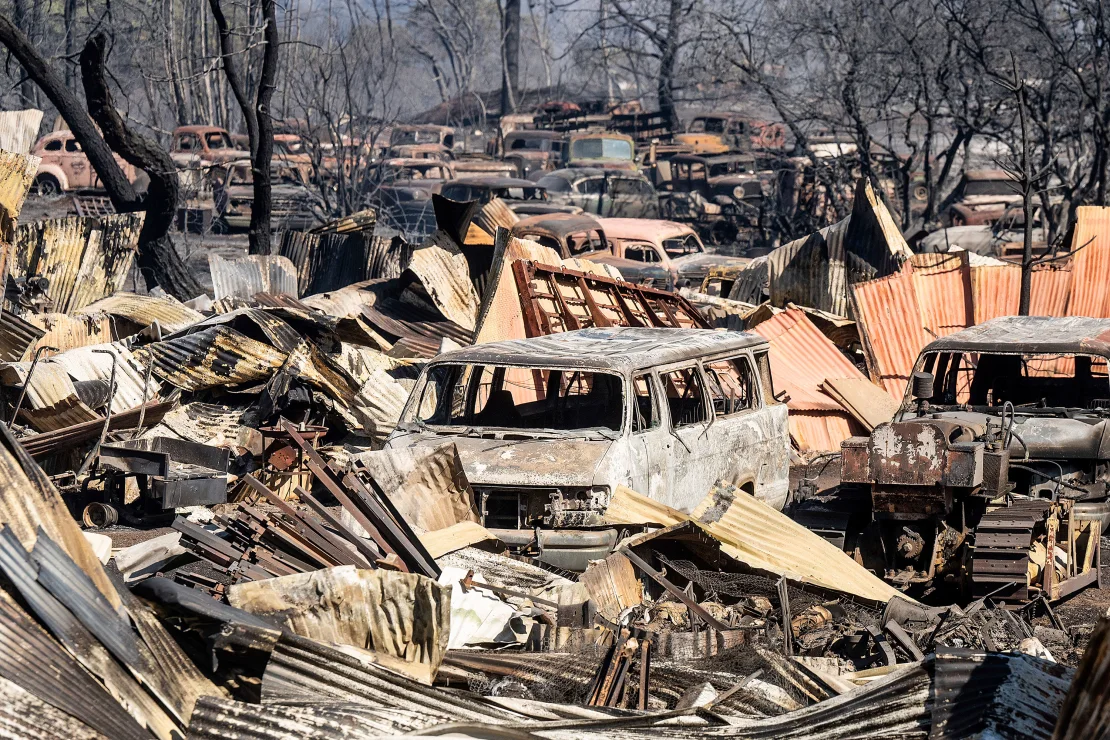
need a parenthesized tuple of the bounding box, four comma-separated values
(472, 197, 519, 235)
(0, 109, 44, 155)
(789, 412, 863, 456)
(403, 234, 480, 331)
(150, 402, 248, 446)
(46, 342, 160, 412)
(78, 293, 204, 334)
(931, 649, 1071, 739)
(188, 696, 446, 738)
(208, 253, 298, 301)
(0, 150, 39, 247)
(605, 483, 909, 604)
(279, 230, 372, 295)
(300, 279, 381, 318)
(970, 264, 1072, 324)
(0, 308, 45, 361)
(851, 266, 928, 398)
(844, 177, 914, 275)
(750, 309, 867, 411)
(728, 253, 770, 305)
(1053, 617, 1110, 739)
(768, 217, 851, 316)
(0, 674, 105, 740)
(368, 234, 408, 279)
(0, 589, 146, 740)
(911, 252, 973, 339)
(1066, 205, 1110, 317)
(182, 307, 303, 353)
(136, 326, 287, 391)
(11, 214, 143, 313)
(23, 313, 112, 357)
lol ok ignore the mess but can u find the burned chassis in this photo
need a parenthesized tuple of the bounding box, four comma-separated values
(810, 317, 1110, 605)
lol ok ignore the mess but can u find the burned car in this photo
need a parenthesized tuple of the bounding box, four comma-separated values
(214, 160, 325, 232)
(439, 176, 576, 215)
(536, 168, 660, 218)
(938, 169, 1021, 227)
(509, 213, 673, 289)
(659, 153, 770, 247)
(809, 317, 1110, 604)
(386, 327, 790, 568)
(598, 217, 749, 288)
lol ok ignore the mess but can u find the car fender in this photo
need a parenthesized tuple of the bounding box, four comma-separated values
(34, 162, 70, 191)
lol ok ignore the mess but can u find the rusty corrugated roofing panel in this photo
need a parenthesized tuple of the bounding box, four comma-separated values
(23, 313, 111, 357)
(0, 150, 38, 244)
(1066, 205, 1110, 317)
(844, 177, 914, 274)
(0, 309, 44, 362)
(472, 197, 519, 236)
(0, 109, 43, 154)
(208, 253, 298, 301)
(788, 412, 864, 455)
(750, 308, 867, 412)
(910, 251, 973, 339)
(403, 235, 480, 331)
(971, 264, 1072, 324)
(78, 293, 204, 334)
(136, 326, 287, 391)
(851, 266, 928, 398)
(11, 214, 143, 313)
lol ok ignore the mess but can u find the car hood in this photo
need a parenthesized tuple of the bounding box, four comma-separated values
(388, 433, 612, 488)
(670, 253, 750, 273)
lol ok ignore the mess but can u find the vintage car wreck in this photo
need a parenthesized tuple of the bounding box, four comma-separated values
(386, 327, 790, 569)
(804, 316, 1110, 604)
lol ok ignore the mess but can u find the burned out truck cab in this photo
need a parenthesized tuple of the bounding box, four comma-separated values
(386, 327, 790, 569)
(834, 317, 1110, 603)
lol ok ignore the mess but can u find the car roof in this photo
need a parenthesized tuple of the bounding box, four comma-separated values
(505, 130, 561, 140)
(175, 125, 230, 135)
(922, 316, 1110, 357)
(429, 327, 766, 373)
(450, 176, 542, 188)
(541, 167, 646, 181)
(597, 218, 694, 242)
(964, 169, 1013, 181)
(511, 212, 605, 238)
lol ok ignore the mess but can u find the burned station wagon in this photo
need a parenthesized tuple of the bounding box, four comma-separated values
(386, 327, 790, 561)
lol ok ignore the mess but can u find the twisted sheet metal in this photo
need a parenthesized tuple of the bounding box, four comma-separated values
(910, 252, 973, 339)
(851, 267, 928, 398)
(188, 696, 447, 739)
(181, 307, 303, 353)
(767, 218, 851, 317)
(403, 235, 480, 331)
(0, 675, 105, 740)
(47, 342, 160, 412)
(23, 313, 111, 357)
(208, 253, 298, 301)
(0, 308, 45, 361)
(1053, 618, 1110, 739)
(10, 214, 143, 313)
(1066, 206, 1110, 317)
(0, 150, 39, 244)
(136, 326, 287, 391)
(970, 264, 1072, 324)
(0, 589, 146, 740)
(78, 292, 204, 334)
(279, 230, 372, 295)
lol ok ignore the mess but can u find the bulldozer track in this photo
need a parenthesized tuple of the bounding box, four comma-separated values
(970, 499, 1052, 603)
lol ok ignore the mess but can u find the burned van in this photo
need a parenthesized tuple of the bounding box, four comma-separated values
(386, 327, 789, 566)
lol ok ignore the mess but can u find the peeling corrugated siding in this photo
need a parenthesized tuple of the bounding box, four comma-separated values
(472, 197, 519, 235)
(970, 264, 1072, 324)
(11, 214, 143, 313)
(1066, 206, 1110, 317)
(136, 326, 287, 391)
(208, 253, 298, 301)
(279, 230, 372, 295)
(851, 266, 928, 399)
(23, 313, 112, 357)
(0, 109, 44, 155)
(403, 235, 480, 331)
(910, 251, 973, 339)
(0, 309, 45, 362)
(78, 293, 204, 335)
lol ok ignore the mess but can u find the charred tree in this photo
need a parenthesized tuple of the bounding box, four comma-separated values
(0, 16, 202, 299)
(209, 0, 279, 256)
(81, 35, 204, 300)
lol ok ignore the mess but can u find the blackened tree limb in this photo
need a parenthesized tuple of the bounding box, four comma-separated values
(208, 0, 278, 255)
(81, 34, 204, 300)
(0, 13, 138, 210)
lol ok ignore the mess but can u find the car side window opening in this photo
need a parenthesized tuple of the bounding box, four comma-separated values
(178, 135, 199, 151)
(631, 374, 660, 432)
(45, 140, 63, 151)
(64, 139, 82, 152)
(625, 245, 661, 263)
(703, 357, 756, 416)
(660, 366, 710, 427)
(577, 177, 605, 195)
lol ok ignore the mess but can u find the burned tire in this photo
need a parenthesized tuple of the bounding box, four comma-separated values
(34, 174, 61, 197)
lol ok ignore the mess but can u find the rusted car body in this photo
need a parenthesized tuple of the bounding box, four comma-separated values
(388, 124, 455, 159)
(939, 170, 1021, 227)
(658, 154, 769, 246)
(31, 131, 139, 195)
(386, 327, 790, 567)
(565, 132, 637, 170)
(675, 113, 787, 154)
(536, 168, 659, 218)
(439, 176, 575, 215)
(598, 218, 749, 288)
(369, 159, 455, 235)
(510, 213, 672, 288)
(821, 317, 1110, 604)
(502, 130, 564, 178)
(215, 160, 323, 231)
(171, 125, 247, 167)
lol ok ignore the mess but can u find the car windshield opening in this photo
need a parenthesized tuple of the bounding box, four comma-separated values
(572, 138, 633, 160)
(662, 235, 703, 257)
(412, 363, 625, 434)
(920, 351, 1110, 410)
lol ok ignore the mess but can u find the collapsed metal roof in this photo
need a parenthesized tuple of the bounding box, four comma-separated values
(922, 316, 1110, 356)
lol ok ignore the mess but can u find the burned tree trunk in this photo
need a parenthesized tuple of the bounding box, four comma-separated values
(0, 15, 203, 300)
(500, 0, 520, 115)
(209, 0, 279, 256)
(81, 35, 204, 300)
